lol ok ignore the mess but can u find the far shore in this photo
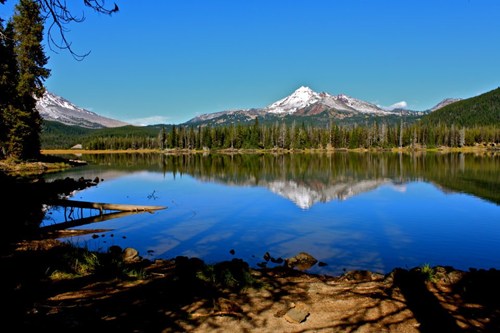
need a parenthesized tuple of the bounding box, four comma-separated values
(41, 145, 498, 156)
(1, 146, 496, 176)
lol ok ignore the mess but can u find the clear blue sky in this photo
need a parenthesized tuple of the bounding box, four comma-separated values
(2, 0, 500, 125)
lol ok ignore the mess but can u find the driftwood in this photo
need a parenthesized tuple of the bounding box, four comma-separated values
(39, 200, 167, 235)
(48, 199, 167, 214)
(39, 211, 138, 234)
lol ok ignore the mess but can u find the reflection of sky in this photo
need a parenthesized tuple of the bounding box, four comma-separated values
(48, 171, 500, 276)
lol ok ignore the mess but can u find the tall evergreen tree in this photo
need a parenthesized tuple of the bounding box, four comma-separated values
(8, 0, 50, 159)
(0, 20, 20, 158)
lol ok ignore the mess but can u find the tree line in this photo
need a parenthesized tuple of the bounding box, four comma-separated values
(78, 119, 500, 151)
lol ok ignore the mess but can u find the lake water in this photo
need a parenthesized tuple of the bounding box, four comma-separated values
(43, 152, 500, 276)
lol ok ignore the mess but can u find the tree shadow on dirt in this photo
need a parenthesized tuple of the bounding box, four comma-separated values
(2, 243, 310, 333)
(452, 268, 500, 332)
(392, 268, 463, 333)
(391, 267, 500, 333)
(4, 243, 500, 333)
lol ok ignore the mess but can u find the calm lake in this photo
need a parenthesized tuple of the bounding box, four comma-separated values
(43, 152, 500, 276)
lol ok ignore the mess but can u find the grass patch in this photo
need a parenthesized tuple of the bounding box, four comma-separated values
(48, 242, 147, 281)
(420, 263, 436, 282)
(196, 259, 263, 291)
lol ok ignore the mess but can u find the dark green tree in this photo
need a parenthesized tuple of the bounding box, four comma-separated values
(6, 0, 50, 159)
(0, 20, 19, 157)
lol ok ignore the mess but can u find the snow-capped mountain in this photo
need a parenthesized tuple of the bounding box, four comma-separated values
(186, 86, 399, 125)
(265, 86, 392, 115)
(36, 91, 129, 128)
(266, 86, 323, 114)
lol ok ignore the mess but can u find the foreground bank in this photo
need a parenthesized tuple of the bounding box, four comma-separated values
(3, 237, 499, 332)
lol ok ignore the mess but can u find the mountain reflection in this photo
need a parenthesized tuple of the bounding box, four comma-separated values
(53, 151, 500, 207)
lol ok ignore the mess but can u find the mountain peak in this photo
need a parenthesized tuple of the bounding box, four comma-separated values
(295, 85, 314, 93)
(266, 86, 322, 114)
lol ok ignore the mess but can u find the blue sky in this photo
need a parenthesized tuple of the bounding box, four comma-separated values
(2, 0, 500, 125)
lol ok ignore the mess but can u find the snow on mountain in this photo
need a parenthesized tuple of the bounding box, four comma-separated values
(265, 86, 322, 114)
(265, 86, 392, 115)
(36, 91, 129, 128)
(326, 93, 393, 114)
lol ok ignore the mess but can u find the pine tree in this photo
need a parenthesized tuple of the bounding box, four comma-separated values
(0, 20, 19, 157)
(8, 0, 50, 159)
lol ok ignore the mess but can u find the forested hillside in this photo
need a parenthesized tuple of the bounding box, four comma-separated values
(422, 87, 500, 126)
(41, 121, 171, 149)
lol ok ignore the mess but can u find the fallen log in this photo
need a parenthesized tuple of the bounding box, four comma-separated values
(47, 199, 167, 214)
(39, 211, 137, 234)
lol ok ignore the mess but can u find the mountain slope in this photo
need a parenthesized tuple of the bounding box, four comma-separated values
(36, 91, 129, 129)
(421, 87, 500, 126)
(429, 98, 462, 112)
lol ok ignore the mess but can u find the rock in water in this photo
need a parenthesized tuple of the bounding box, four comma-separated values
(285, 252, 318, 271)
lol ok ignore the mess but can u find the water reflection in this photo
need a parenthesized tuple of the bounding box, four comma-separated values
(42, 151, 500, 275)
(48, 151, 500, 207)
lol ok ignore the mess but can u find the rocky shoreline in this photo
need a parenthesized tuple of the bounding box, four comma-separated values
(3, 238, 500, 332)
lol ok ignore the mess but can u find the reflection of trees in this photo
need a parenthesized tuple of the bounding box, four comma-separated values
(0, 174, 96, 248)
(78, 152, 500, 205)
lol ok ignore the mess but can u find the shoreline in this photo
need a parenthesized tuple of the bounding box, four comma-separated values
(40, 145, 498, 156)
(2, 146, 496, 176)
(5, 237, 500, 332)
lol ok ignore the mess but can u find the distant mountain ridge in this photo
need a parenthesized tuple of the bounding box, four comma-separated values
(37, 86, 472, 129)
(185, 86, 431, 127)
(36, 91, 129, 129)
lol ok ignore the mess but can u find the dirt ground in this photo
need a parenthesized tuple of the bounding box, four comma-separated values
(3, 238, 500, 333)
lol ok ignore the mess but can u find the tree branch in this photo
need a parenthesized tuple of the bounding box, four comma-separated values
(37, 0, 119, 61)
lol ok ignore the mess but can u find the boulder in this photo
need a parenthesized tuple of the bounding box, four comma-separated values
(285, 252, 318, 271)
(122, 247, 139, 263)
